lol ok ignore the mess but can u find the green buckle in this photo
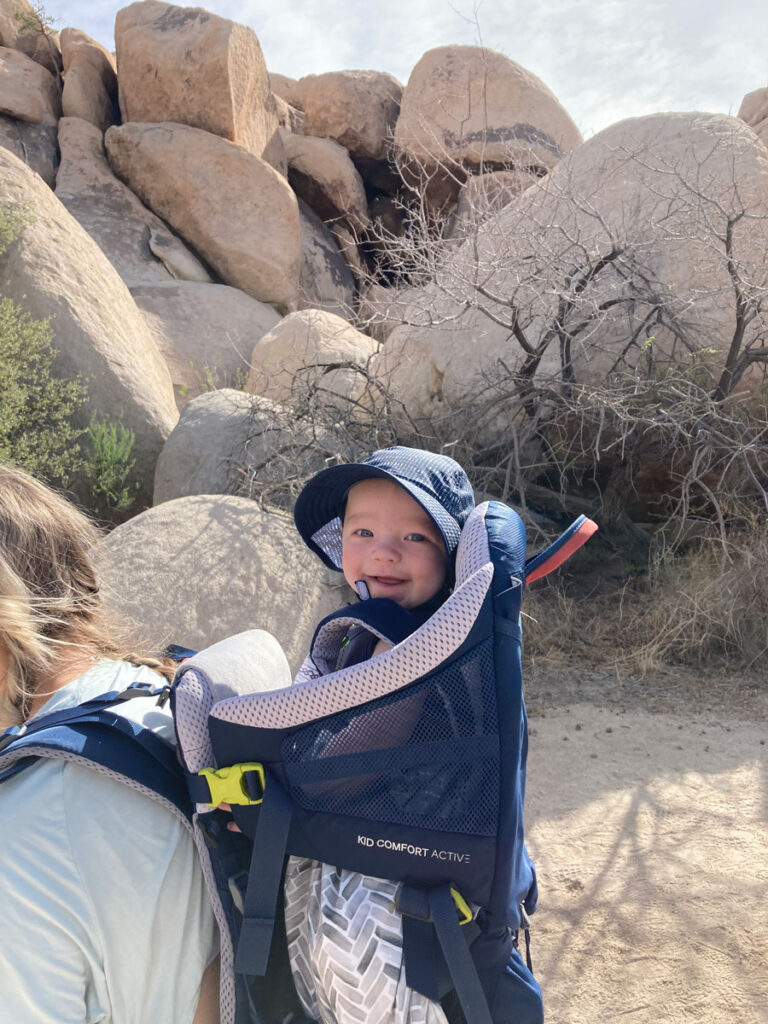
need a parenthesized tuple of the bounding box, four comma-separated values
(198, 762, 265, 806)
(450, 886, 474, 926)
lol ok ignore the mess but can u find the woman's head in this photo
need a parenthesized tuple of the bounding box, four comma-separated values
(0, 464, 111, 723)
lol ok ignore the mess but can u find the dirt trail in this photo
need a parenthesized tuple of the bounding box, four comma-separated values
(523, 670, 768, 1024)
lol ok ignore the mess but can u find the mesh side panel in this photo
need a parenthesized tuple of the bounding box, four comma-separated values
(455, 502, 491, 582)
(283, 639, 499, 835)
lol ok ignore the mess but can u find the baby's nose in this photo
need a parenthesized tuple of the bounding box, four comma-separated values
(372, 538, 399, 560)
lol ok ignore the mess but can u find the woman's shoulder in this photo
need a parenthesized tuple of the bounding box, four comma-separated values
(33, 658, 166, 717)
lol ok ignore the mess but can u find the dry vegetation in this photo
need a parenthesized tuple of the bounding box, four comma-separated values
(228, 123, 768, 679)
(228, 373, 768, 679)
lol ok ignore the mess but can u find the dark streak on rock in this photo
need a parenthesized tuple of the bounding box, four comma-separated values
(155, 10, 211, 33)
(442, 122, 564, 159)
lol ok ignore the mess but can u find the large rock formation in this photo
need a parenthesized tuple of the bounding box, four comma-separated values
(60, 27, 119, 132)
(115, 0, 281, 166)
(0, 45, 61, 125)
(298, 199, 356, 318)
(0, 0, 61, 75)
(274, 92, 304, 134)
(448, 168, 537, 237)
(132, 281, 280, 405)
(378, 113, 768, 434)
(154, 389, 279, 502)
(153, 388, 331, 504)
(0, 112, 57, 185)
(105, 121, 301, 312)
(394, 46, 581, 207)
(269, 71, 303, 109)
(283, 131, 369, 231)
(739, 86, 768, 149)
(0, 146, 178, 499)
(96, 494, 349, 671)
(56, 116, 212, 287)
(247, 308, 379, 418)
(300, 69, 402, 164)
(355, 281, 415, 342)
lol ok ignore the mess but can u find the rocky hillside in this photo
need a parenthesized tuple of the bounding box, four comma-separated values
(2, 0, 768, 657)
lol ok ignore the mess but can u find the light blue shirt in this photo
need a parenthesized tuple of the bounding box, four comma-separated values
(0, 660, 218, 1023)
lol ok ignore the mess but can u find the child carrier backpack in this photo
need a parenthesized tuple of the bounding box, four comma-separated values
(175, 500, 596, 1024)
(0, 501, 596, 1024)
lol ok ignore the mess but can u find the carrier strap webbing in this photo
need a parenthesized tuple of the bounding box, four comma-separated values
(0, 685, 166, 752)
(429, 885, 494, 1024)
(402, 912, 443, 1000)
(399, 884, 492, 1024)
(234, 775, 293, 976)
(0, 707, 179, 771)
(0, 690, 189, 818)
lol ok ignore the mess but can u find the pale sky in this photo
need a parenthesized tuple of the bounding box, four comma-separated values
(48, 0, 768, 137)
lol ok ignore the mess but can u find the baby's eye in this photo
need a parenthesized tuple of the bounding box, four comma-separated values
(405, 533, 426, 542)
(354, 528, 374, 537)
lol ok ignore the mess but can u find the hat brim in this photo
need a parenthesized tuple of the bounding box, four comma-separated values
(294, 462, 461, 571)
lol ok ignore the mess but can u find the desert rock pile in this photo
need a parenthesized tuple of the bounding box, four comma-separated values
(1, 0, 767, 529)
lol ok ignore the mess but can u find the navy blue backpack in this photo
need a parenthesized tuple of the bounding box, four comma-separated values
(0, 500, 595, 1024)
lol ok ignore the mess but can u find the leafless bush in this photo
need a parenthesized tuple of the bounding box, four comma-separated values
(231, 115, 768, 674)
(352, 117, 768, 565)
(627, 525, 768, 672)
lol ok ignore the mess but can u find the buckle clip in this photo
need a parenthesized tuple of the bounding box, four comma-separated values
(155, 684, 172, 708)
(197, 762, 265, 806)
(450, 886, 474, 926)
(396, 884, 476, 926)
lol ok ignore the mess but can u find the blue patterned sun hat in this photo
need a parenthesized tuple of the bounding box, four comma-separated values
(293, 446, 475, 571)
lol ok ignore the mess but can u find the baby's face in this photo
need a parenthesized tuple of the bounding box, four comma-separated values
(341, 478, 447, 610)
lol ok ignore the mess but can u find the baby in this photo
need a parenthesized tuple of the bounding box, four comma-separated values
(287, 446, 475, 1024)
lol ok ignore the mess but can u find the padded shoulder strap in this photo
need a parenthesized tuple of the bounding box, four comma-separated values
(524, 515, 598, 584)
(0, 687, 192, 819)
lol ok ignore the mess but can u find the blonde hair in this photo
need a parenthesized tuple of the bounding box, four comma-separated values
(0, 464, 173, 725)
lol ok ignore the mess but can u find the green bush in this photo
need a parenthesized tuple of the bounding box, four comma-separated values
(83, 413, 139, 521)
(0, 297, 88, 486)
(0, 205, 32, 253)
(0, 202, 139, 519)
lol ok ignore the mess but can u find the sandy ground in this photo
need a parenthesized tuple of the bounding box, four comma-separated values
(523, 668, 768, 1024)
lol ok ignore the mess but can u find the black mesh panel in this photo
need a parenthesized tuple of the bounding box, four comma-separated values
(282, 639, 499, 835)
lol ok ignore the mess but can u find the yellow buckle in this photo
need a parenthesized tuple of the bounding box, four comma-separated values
(450, 886, 473, 926)
(198, 762, 264, 806)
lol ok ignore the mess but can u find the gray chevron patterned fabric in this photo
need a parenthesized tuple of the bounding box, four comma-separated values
(285, 856, 448, 1024)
